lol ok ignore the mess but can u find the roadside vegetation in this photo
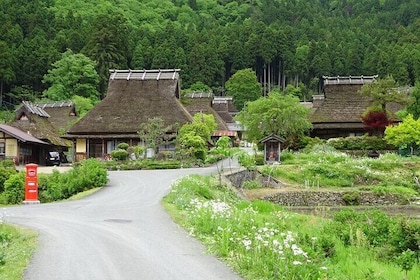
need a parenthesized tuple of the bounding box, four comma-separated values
(163, 174, 420, 280)
(0, 223, 37, 280)
(0, 158, 108, 205)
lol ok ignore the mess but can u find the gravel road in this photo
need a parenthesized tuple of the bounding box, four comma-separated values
(6, 163, 243, 280)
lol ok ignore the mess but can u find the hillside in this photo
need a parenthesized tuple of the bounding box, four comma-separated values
(1, 0, 420, 103)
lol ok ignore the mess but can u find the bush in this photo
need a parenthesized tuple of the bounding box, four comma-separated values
(39, 159, 108, 202)
(117, 142, 129, 150)
(327, 135, 397, 151)
(4, 172, 25, 204)
(255, 153, 264, 165)
(0, 166, 17, 192)
(110, 149, 129, 161)
(342, 191, 361, 205)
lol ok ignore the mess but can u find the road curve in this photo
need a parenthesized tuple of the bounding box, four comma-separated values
(6, 165, 243, 280)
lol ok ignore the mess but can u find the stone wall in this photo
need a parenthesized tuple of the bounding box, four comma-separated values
(225, 170, 283, 189)
(263, 191, 409, 207)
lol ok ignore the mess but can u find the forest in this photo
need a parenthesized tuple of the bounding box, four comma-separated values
(1, 0, 420, 107)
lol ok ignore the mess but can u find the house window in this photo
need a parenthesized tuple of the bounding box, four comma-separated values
(0, 142, 4, 155)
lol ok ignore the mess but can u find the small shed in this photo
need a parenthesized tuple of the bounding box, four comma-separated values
(260, 134, 285, 164)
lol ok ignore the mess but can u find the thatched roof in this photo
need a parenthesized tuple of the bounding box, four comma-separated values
(10, 101, 70, 147)
(67, 69, 192, 138)
(183, 92, 228, 131)
(212, 96, 238, 123)
(310, 76, 403, 130)
(35, 101, 78, 132)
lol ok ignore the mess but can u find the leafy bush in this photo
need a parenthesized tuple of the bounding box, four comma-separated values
(0, 166, 17, 192)
(110, 149, 128, 161)
(342, 191, 360, 205)
(255, 153, 264, 165)
(327, 135, 397, 151)
(4, 172, 25, 204)
(39, 159, 108, 202)
(117, 142, 129, 150)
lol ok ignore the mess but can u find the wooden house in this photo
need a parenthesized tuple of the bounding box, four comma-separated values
(0, 124, 50, 165)
(183, 92, 238, 143)
(10, 101, 71, 149)
(310, 75, 380, 138)
(212, 96, 242, 141)
(65, 69, 193, 161)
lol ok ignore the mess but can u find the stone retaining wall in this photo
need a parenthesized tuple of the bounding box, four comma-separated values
(225, 170, 283, 189)
(263, 191, 409, 206)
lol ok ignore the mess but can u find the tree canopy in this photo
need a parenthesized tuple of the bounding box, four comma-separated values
(42, 49, 99, 101)
(359, 76, 411, 113)
(1, 0, 420, 106)
(225, 68, 262, 110)
(385, 115, 420, 153)
(235, 90, 312, 143)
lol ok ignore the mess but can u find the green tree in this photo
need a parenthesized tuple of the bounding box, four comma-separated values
(359, 76, 410, 113)
(43, 49, 99, 101)
(0, 41, 15, 103)
(235, 90, 312, 143)
(384, 114, 420, 155)
(83, 12, 129, 97)
(177, 113, 217, 160)
(71, 95, 97, 119)
(137, 117, 173, 157)
(407, 82, 420, 119)
(225, 68, 262, 110)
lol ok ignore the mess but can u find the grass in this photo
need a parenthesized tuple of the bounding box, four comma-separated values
(163, 174, 420, 280)
(262, 151, 420, 195)
(0, 223, 37, 280)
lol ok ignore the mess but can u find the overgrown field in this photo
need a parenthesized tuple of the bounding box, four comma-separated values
(261, 150, 420, 198)
(163, 174, 420, 280)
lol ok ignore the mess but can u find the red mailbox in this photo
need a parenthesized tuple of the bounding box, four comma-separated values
(24, 163, 40, 204)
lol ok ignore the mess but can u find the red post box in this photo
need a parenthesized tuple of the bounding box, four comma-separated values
(23, 163, 40, 204)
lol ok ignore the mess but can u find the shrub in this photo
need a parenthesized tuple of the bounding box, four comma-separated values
(0, 166, 17, 192)
(117, 142, 129, 150)
(39, 159, 108, 202)
(255, 153, 264, 165)
(4, 172, 25, 204)
(342, 191, 360, 205)
(110, 149, 128, 161)
(327, 135, 397, 151)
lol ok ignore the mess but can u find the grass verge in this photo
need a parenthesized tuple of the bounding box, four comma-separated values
(163, 174, 420, 280)
(0, 223, 37, 280)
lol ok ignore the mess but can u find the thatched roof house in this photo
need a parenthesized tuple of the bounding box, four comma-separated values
(309, 75, 379, 138)
(10, 101, 70, 147)
(66, 69, 193, 160)
(183, 92, 231, 131)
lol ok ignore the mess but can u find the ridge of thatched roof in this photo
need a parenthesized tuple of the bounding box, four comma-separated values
(109, 69, 180, 81)
(322, 75, 378, 86)
(67, 77, 192, 137)
(20, 101, 50, 117)
(35, 101, 78, 132)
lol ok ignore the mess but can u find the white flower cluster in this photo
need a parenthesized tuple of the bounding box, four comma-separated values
(188, 198, 232, 219)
